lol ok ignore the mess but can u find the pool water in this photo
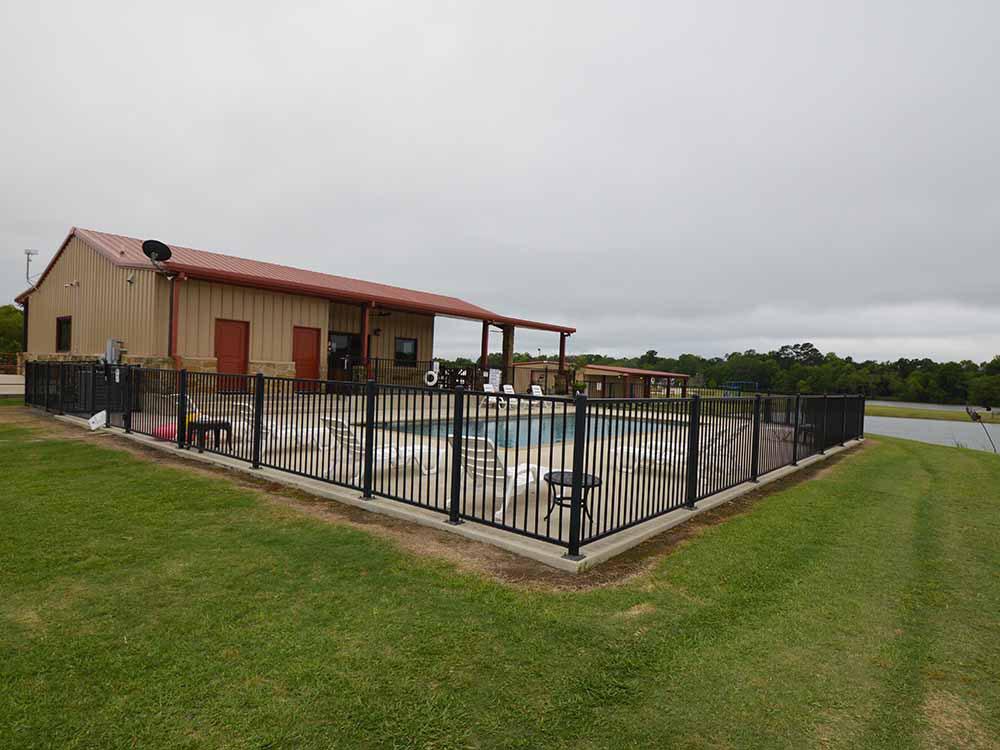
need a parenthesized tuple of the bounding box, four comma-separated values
(387, 413, 678, 449)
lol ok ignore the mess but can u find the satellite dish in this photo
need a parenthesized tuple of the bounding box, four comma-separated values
(142, 239, 172, 263)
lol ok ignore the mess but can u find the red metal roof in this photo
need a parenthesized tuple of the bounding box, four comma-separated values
(580, 364, 690, 379)
(16, 228, 575, 334)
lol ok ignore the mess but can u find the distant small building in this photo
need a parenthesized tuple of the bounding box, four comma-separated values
(513, 361, 689, 397)
(16, 227, 574, 381)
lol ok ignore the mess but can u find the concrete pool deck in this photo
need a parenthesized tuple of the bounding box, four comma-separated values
(0, 375, 24, 396)
(49, 409, 862, 572)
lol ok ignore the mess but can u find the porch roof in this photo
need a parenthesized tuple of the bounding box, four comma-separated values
(16, 227, 576, 334)
(582, 364, 690, 380)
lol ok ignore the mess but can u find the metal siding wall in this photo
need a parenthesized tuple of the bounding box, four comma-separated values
(177, 279, 328, 368)
(328, 301, 361, 335)
(25, 237, 168, 357)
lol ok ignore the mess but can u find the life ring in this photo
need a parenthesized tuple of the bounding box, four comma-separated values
(423, 370, 439, 387)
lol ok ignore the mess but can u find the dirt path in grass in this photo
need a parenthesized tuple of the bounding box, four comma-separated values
(1, 406, 868, 591)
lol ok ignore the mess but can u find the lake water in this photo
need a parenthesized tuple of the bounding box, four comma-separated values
(867, 400, 990, 412)
(865, 416, 999, 453)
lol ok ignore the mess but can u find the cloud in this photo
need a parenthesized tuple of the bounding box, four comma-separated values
(2, 0, 998, 363)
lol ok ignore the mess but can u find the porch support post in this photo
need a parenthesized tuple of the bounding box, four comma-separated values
(558, 332, 567, 371)
(500, 324, 514, 385)
(360, 302, 372, 379)
(480, 320, 490, 369)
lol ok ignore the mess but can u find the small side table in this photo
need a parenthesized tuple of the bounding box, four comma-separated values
(542, 471, 601, 522)
(187, 419, 233, 453)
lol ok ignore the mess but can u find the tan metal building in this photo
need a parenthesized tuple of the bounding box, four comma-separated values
(16, 228, 574, 381)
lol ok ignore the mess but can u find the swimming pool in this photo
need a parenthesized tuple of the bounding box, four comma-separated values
(386, 412, 679, 449)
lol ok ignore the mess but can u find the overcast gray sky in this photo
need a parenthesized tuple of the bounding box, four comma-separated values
(2, 1, 997, 362)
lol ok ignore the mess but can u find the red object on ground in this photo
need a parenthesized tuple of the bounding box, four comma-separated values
(152, 423, 177, 441)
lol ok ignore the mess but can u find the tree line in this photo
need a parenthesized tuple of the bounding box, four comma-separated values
(568, 343, 1000, 406)
(4, 301, 997, 406)
(0, 305, 23, 354)
(451, 342, 999, 406)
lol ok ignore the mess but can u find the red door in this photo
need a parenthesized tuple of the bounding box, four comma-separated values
(293, 326, 321, 388)
(214, 319, 250, 392)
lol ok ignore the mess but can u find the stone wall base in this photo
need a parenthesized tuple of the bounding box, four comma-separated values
(178, 357, 218, 373)
(20, 354, 321, 381)
(21, 352, 98, 364)
(250, 360, 298, 378)
(122, 355, 174, 369)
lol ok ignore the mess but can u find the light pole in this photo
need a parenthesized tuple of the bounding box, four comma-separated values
(24, 249, 39, 289)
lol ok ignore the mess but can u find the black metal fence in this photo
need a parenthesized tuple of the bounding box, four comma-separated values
(23, 361, 865, 558)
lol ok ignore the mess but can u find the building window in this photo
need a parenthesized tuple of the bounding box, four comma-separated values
(394, 337, 417, 367)
(56, 316, 72, 352)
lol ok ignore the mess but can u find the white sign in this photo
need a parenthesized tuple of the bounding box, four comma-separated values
(88, 411, 106, 431)
(488, 369, 502, 389)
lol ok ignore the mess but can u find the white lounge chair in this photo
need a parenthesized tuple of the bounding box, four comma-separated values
(619, 420, 753, 474)
(234, 403, 324, 454)
(480, 383, 506, 409)
(450, 434, 547, 520)
(322, 417, 441, 482)
(501, 382, 543, 409)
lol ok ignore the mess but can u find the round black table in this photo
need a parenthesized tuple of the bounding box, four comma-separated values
(543, 471, 601, 521)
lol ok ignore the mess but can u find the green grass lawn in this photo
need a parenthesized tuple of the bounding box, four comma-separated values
(866, 403, 1000, 424)
(2, 415, 999, 749)
(0, 395, 24, 407)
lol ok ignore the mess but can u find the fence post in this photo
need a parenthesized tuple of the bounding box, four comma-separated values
(105, 365, 113, 428)
(751, 394, 761, 482)
(840, 395, 847, 446)
(566, 392, 588, 559)
(123, 366, 133, 433)
(251, 372, 265, 468)
(362, 379, 376, 498)
(89, 363, 98, 416)
(819, 394, 828, 453)
(859, 396, 866, 439)
(57, 364, 66, 414)
(448, 386, 465, 524)
(176, 369, 188, 449)
(685, 395, 701, 508)
(791, 393, 801, 466)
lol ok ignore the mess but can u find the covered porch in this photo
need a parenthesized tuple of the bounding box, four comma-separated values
(513, 362, 691, 399)
(326, 299, 575, 392)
